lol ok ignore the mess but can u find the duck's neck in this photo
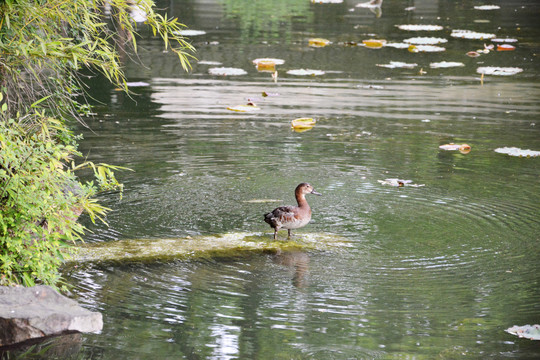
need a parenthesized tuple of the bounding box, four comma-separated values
(296, 193, 310, 209)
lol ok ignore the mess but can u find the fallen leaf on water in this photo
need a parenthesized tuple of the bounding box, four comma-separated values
(376, 61, 417, 69)
(174, 29, 206, 36)
(378, 179, 425, 187)
(198, 60, 222, 65)
(384, 42, 410, 49)
(309, 38, 331, 47)
(209, 67, 247, 76)
(126, 81, 150, 87)
(363, 39, 386, 48)
(497, 44, 516, 51)
(291, 118, 316, 129)
(451, 29, 496, 40)
(409, 44, 446, 53)
(430, 61, 465, 68)
(505, 325, 540, 340)
(286, 69, 325, 76)
(226, 104, 261, 112)
(494, 147, 540, 157)
(439, 143, 471, 154)
(252, 58, 285, 66)
(262, 91, 280, 97)
(477, 67, 523, 76)
(356, 0, 381, 8)
(492, 38, 518, 43)
(396, 24, 444, 31)
(466, 51, 481, 57)
(404, 37, 448, 45)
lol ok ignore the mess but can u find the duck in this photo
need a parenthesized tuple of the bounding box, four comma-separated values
(264, 183, 322, 240)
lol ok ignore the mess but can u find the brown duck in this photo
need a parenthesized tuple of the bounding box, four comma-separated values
(264, 183, 322, 240)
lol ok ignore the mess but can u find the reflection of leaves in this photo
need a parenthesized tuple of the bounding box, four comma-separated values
(506, 325, 540, 340)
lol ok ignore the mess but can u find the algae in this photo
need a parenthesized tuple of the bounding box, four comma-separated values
(69, 232, 351, 264)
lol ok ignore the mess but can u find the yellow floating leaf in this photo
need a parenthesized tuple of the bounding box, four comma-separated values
(439, 143, 471, 154)
(291, 118, 316, 129)
(309, 38, 331, 47)
(226, 104, 261, 112)
(363, 39, 386, 48)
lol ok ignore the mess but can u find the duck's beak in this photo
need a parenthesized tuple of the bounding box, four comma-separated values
(311, 189, 322, 196)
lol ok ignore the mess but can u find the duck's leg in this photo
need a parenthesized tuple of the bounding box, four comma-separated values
(287, 229, 292, 239)
(273, 228, 278, 240)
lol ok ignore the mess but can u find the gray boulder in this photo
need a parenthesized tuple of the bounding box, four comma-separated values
(0, 285, 102, 347)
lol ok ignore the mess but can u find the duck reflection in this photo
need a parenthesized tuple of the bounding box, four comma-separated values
(272, 250, 310, 288)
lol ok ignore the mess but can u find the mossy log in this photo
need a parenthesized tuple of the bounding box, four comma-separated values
(69, 232, 351, 264)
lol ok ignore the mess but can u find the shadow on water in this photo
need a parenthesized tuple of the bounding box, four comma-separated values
(6, 0, 539, 359)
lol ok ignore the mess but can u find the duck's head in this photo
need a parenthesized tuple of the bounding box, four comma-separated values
(296, 183, 322, 196)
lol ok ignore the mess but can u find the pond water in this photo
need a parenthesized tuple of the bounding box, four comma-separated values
(13, 0, 540, 359)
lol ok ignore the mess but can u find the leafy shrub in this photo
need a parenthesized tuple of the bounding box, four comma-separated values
(0, 114, 122, 287)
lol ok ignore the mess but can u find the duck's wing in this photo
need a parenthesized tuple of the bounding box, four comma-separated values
(264, 205, 296, 226)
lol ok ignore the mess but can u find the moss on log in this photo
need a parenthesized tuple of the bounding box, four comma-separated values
(69, 232, 350, 264)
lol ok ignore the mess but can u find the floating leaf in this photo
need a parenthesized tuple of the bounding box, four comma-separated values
(174, 29, 207, 36)
(466, 51, 481, 57)
(474, 5, 500, 10)
(492, 38, 518, 43)
(451, 29, 496, 40)
(198, 60, 222, 65)
(291, 118, 316, 129)
(356, 0, 382, 8)
(226, 104, 261, 112)
(477, 67, 523, 76)
(252, 58, 285, 66)
(209, 67, 247, 76)
(262, 91, 280, 97)
(376, 61, 417, 69)
(126, 81, 150, 87)
(385, 42, 410, 49)
(494, 147, 540, 157)
(286, 69, 325, 76)
(378, 179, 425, 187)
(506, 325, 540, 340)
(309, 38, 331, 47)
(430, 61, 465, 68)
(439, 143, 471, 154)
(363, 39, 386, 48)
(409, 44, 446, 52)
(497, 44, 516, 51)
(404, 37, 448, 45)
(396, 24, 444, 31)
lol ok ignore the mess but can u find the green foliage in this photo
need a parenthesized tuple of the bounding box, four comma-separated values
(0, 0, 194, 287)
(0, 0, 195, 119)
(0, 116, 117, 287)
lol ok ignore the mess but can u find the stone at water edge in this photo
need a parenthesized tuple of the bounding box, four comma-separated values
(0, 285, 102, 347)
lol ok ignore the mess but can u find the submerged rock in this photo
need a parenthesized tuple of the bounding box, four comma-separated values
(70, 232, 351, 264)
(0, 286, 102, 347)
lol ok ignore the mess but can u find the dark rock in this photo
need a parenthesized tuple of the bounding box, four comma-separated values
(0, 285, 102, 347)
